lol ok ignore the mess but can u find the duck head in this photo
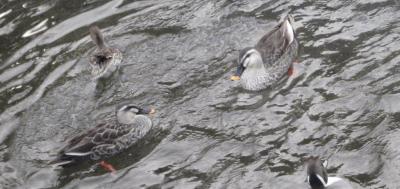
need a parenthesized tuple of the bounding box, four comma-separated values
(306, 156, 328, 189)
(117, 105, 156, 124)
(231, 47, 264, 81)
(230, 47, 268, 90)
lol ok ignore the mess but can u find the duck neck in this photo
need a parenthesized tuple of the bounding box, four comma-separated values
(117, 111, 136, 124)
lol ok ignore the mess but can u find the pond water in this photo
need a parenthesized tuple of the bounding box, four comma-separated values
(1, 0, 400, 188)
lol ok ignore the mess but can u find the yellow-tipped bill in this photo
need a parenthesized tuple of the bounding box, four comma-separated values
(230, 75, 241, 81)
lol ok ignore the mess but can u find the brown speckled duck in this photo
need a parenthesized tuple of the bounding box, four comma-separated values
(89, 25, 123, 79)
(51, 104, 155, 166)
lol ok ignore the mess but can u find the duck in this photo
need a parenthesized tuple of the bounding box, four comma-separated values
(306, 156, 353, 189)
(230, 14, 298, 91)
(89, 25, 123, 79)
(51, 104, 155, 166)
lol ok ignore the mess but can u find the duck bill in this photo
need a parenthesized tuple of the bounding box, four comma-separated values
(230, 65, 245, 81)
(139, 107, 156, 115)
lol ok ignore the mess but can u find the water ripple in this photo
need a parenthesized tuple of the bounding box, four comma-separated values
(0, 0, 400, 188)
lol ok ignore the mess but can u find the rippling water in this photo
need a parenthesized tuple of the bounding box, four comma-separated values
(1, 0, 400, 188)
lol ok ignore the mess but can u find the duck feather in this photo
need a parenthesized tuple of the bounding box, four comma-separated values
(255, 15, 297, 67)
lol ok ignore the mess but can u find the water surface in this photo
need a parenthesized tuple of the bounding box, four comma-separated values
(1, 0, 400, 188)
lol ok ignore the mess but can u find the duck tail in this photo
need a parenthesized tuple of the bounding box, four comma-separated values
(48, 152, 90, 167)
(50, 160, 75, 167)
(280, 14, 295, 45)
(89, 25, 107, 49)
(48, 155, 75, 167)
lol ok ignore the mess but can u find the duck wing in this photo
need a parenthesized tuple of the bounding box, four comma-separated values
(60, 121, 131, 157)
(255, 15, 297, 66)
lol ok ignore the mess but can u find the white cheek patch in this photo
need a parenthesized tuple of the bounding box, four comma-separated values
(285, 20, 294, 44)
(243, 58, 250, 67)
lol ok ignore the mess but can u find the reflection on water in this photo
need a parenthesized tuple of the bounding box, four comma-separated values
(1, 0, 400, 188)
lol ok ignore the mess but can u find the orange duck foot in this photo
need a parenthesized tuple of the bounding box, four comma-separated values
(100, 160, 116, 173)
(288, 66, 294, 76)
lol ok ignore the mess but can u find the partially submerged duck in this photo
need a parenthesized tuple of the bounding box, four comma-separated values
(89, 25, 123, 79)
(306, 156, 353, 189)
(231, 14, 298, 91)
(52, 104, 155, 166)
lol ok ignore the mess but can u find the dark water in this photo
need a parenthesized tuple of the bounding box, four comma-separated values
(1, 0, 400, 188)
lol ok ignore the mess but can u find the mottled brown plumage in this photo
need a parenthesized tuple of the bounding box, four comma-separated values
(88, 26, 123, 79)
(51, 105, 155, 166)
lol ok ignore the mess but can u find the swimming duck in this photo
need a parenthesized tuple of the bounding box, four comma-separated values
(306, 156, 353, 189)
(89, 25, 123, 79)
(52, 104, 155, 166)
(230, 14, 298, 91)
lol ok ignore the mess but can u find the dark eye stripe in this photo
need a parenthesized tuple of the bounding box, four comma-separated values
(239, 53, 251, 65)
